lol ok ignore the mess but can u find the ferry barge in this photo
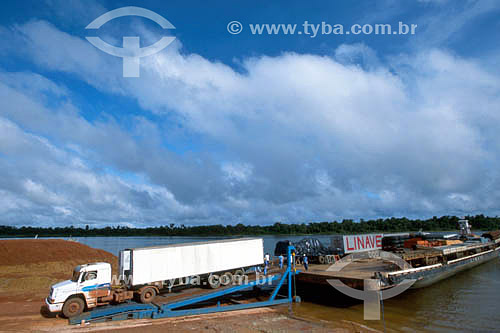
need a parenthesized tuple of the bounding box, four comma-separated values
(381, 221, 500, 289)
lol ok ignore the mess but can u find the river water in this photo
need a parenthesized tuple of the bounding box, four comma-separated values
(34, 236, 500, 332)
(64, 235, 334, 258)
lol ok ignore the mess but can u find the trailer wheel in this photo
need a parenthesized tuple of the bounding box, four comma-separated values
(139, 287, 157, 303)
(233, 269, 246, 283)
(62, 297, 84, 318)
(220, 272, 233, 286)
(208, 274, 221, 289)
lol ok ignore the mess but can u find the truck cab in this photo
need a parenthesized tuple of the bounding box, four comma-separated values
(45, 262, 112, 318)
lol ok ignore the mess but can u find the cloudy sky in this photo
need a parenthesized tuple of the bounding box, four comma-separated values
(0, 0, 499, 227)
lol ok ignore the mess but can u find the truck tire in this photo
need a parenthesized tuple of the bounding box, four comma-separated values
(220, 272, 233, 286)
(139, 287, 157, 303)
(62, 297, 85, 318)
(208, 274, 221, 289)
(233, 269, 246, 283)
(319, 256, 326, 264)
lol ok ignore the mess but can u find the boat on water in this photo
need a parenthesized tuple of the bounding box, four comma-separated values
(380, 221, 500, 289)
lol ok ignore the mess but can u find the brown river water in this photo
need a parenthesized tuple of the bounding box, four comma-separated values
(293, 258, 500, 332)
(29, 236, 500, 332)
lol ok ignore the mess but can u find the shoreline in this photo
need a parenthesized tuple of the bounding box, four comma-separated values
(0, 229, 478, 239)
(0, 239, 377, 332)
(0, 291, 380, 332)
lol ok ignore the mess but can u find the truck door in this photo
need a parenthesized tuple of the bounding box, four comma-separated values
(79, 270, 99, 307)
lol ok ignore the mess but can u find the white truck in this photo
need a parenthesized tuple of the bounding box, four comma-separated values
(45, 238, 264, 318)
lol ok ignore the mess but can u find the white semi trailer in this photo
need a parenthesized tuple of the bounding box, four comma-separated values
(45, 238, 264, 318)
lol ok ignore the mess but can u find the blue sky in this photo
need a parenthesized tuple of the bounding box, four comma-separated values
(0, 0, 499, 227)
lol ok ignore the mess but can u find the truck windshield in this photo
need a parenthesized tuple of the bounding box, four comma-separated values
(71, 269, 81, 282)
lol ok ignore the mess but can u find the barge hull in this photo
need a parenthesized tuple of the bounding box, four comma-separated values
(390, 247, 500, 289)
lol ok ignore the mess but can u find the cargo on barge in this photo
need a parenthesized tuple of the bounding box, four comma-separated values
(295, 221, 500, 292)
(380, 221, 500, 289)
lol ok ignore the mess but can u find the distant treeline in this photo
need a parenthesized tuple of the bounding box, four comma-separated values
(1, 215, 499, 238)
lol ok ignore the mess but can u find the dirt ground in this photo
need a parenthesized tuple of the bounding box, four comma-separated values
(0, 295, 377, 333)
(0, 239, 378, 333)
(0, 239, 118, 295)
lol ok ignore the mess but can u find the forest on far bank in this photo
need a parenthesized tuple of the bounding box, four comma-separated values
(1, 215, 499, 237)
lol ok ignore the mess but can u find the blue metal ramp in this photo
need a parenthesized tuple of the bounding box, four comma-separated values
(69, 246, 299, 325)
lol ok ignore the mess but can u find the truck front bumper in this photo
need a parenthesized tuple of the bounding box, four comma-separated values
(45, 297, 63, 312)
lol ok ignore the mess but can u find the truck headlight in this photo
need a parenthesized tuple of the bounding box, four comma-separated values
(50, 288, 57, 301)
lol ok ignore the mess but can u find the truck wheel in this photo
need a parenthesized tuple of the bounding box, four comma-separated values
(233, 269, 245, 283)
(234, 269, 245, 277)
(220, 272, 233, 286)
(139, 287, 157, 303)
(319, 256, 326, 264)
(208, 274, 221, 289)
(62, 297, 85, 318)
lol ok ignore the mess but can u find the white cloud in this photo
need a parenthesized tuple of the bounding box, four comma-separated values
(0, 17, 500, 226)
(222, 162, 253, 183)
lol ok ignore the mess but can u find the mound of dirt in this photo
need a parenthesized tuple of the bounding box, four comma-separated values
(0, 239, 117, 295)
(0, 239, 115, 265)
